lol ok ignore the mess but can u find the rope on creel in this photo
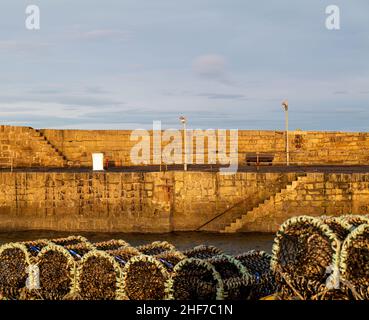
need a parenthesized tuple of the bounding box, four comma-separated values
(0, 242, 31, 300)
(93, 239, 130, 251)
(107, 246, 141, 267)
(340, 215, 369, 228)
(22, 239, 52, 261)
(339, 223, 369, 300)
(155, 250, 187, 272)
(235, 250, 277, 299)
(183, 245, 224, 259)
(207, 254, 251, 300)
(122, 254, 169, 300)
(165, 258, 224, 300)
(137, 241, 176, 256)
(32, 243, 76, 300)
(75, 249, 126, 300)
(271, 215, 342, 300)
(50, 235, 90, 247)
(320, 216, 355, 241)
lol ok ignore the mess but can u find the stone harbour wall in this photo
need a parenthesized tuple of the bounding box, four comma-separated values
(1, 125, 369, 168)
(0, 126, 66, 168)
(231, 173, 369, 233)
(39, 128, 369, 166)
(0, 171, 369, 233)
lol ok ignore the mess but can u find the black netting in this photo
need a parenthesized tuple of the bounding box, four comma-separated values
(0, 245, 29, 299)
(107, 246, 140, 267)
(272, 217, 340, 300)
(78, 252, 121, 300)
(50, 235, 89, 247)
(236, 250, 277, 299)
(155, 250, 186, 272)
(341, 215, 369, 228)
(169, 259, 223, 300)
(183, 245, 224, 259)
(22, 239, 50, 258)
(321, 216, 353, 241)
(123, 255, 169, 300)
(340, 224, 369, 300)
(93, 239, 130, 251)
(137, 241, 175, 256)
(36, 248, 74, 300)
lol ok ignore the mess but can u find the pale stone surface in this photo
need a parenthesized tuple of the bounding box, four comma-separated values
(225, 173, 369, 233)
(2, 125, 369, 167)
(1, 125, 369, 233)
(35, 127, 369, 167)
(0, 171, 368, 233)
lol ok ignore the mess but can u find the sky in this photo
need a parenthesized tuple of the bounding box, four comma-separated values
(0, 0, 368, 131)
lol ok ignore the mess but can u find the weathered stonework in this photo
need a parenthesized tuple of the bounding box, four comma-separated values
(224, 173, 369, 233)
(0, 172, 172, 232)
(0, 126, 66, 168)
(0, 171, 369, 233)
(1, 125, 369, 233)
(1, 125, 369, 168)
(39, 128, 369, 166)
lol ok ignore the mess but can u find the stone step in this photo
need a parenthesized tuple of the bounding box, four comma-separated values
(25, 127, 69, 166)
(221, 174, 309, 233)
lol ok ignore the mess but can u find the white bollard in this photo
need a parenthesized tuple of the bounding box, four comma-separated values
(92, 153, 104, 171)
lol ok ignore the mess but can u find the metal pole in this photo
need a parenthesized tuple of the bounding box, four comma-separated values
(183, 122, 187, 171)
(285, 107, 290, 166)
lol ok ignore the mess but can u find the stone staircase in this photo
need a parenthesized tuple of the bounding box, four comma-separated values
(24, 127, 70, 167)
(221, 174, 310, 233)
(0, 126, 70, 168)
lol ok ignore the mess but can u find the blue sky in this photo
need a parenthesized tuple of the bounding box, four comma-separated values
(0, 0, 368, 130)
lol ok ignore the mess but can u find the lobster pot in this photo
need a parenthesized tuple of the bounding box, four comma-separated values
(123, 255, 169, 300)
(64, 242, 96, 261)
(94, 239, 130, 251)
(22, 239, 51, 259)
(107, 247, 141, 267)
(76, 250, 125, 300)
(207, 255, 250, 300)
(320, 216, 353, 241)
(340, 224, 369, 300)
(183, 245, 224, 259)
(0, 243, 31, 299)
(223, 277, 253, 300)
(34, 244, 76, 300)
(166, 258, 224, 300)
(137, 241, 175, 256)
(208, 255, 247, 280)
(340, 215, 369, 228)
(271, 216, 340, 300)
(51, 235, 90, 247)
(155, 250, 187, 272)
(236, 250, 277, 299)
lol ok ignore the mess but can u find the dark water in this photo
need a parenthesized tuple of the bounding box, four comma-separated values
(0, 231, 275, 255)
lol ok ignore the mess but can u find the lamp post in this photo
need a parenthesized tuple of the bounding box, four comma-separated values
(179, 116, 188, 171)
(282, 100, 289, 166)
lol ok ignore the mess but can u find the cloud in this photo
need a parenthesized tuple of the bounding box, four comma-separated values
(333, 90, 349, 95)
(197, 93, 247, 100)
(0, 40, 50, 53)
(85, 86, 109, 94)
(28, 88, 66, 95)
(0, 106, 42, 112)
(192, 54, 232, 84)
(72, 29, 131, 42)
(80, 109, 234, 128)
(0, 94, 124, 108)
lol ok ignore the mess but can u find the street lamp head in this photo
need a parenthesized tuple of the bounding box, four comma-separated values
(179, 115, 187, 124)
(282, 100, 289, 111)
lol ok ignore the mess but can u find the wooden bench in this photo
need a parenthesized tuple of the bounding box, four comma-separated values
(246, 152, 274, 166)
